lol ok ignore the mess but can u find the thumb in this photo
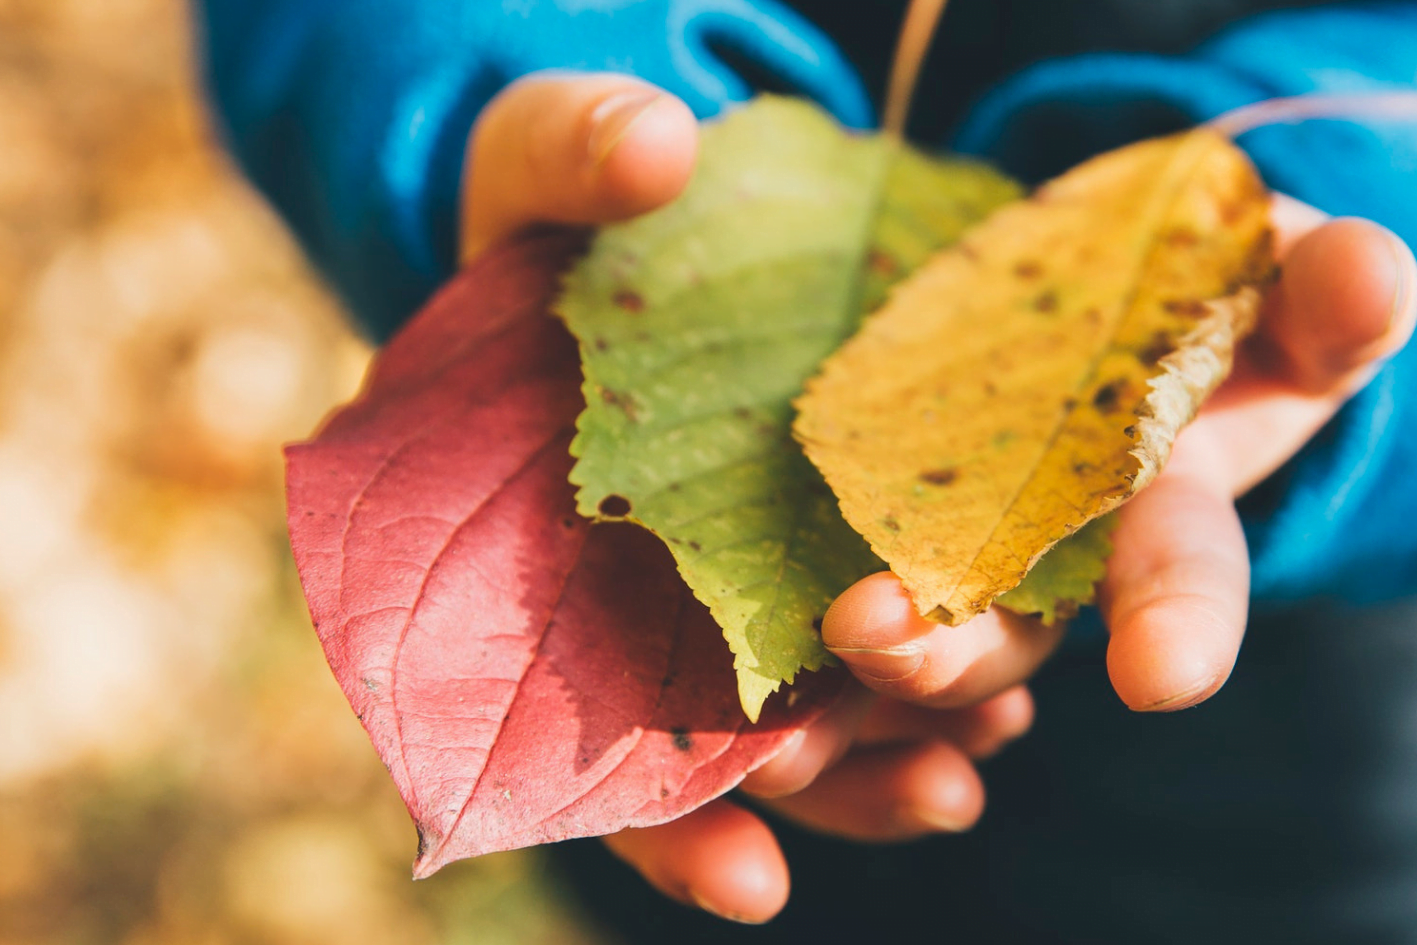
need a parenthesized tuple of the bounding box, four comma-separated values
(461, 73, 699, 262)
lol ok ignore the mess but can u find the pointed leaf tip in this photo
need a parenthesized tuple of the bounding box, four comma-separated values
(287, 231, 840, 873)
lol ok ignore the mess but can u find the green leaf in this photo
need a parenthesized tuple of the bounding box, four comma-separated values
(996, 514, 1118, 625)
(558, 97, 1020, 720)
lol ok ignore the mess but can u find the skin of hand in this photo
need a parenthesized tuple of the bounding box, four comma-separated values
(461, 72, 1417, 924)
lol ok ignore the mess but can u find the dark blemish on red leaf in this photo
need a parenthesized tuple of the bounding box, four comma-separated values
(883, 516, 901, 533)
(1014, 260, 1043, 279)
(598, 494, 632, 517)
(672, 729, 694, 752)
(918, 468, 959, 486)
(661, 787, 671, 798)
(614, 289, 645, 313)
(600, 387, 639, 422)
(1163, 298, 1208, 317)
(561, 517, 577, 530)
(1033, 290, 1059, 313)
(1093, 380, 1126, 413)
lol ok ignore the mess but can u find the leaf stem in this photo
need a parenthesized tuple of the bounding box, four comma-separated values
(1207, 92, 1417, 137)
(883, 0, 950, 139)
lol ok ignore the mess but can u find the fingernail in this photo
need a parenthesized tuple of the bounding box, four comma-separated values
(690, 891, 766, 925)
(1136, 673, 1218, 713)
(1387, 231, 1416, 334)
(588, 90, 663, 165)
(826, 644, 925, 683)
(908, 806, 973, 833)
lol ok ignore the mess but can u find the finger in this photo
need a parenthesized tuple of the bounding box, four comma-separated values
(461, 73, 698, 261)
(740, 683, 875, 799)
(855, 685, 1035, 759)
(1099, 427, 1250, 711)
(822, 572, 1066, 709)
(1200, 208, 1417, 494)
(760, 741, 985, 841)
(602, 800, 788, 925)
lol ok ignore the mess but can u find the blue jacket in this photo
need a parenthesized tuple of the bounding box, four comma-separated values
(195, 0, 1417, 607)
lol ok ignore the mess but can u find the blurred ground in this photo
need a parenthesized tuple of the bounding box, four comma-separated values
(0, 1, 611, 942)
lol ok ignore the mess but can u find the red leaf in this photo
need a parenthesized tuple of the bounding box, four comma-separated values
(286, 231, 842, 876)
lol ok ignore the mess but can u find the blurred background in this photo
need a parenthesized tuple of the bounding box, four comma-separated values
(0, 1, 610, 941)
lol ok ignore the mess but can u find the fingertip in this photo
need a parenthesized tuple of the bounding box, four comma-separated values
(595, 93, 698, 218)
(899, 741, 988, 833)
(1267, 218, 1417, 389)
(821, 571, 928, 651)
(974, 685, 1035, 744)
(740, 686, 873, 799)
(1106, 598, 1233, 712)
(604, 802, 789, 924)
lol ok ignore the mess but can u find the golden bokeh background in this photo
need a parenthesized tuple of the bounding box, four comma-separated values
(0, 1, 608, 941)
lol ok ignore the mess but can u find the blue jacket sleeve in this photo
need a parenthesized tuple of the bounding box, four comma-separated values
(952, 1, 1417, 606)
(194, 0, 870, 341)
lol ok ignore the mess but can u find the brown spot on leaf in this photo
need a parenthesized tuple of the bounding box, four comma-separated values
(613, 290, 645, 313)
(600, 387, 640, 422)
(1165, 227, 1199, 247)
(1123, 425, 1138, 438)
(1014, 260, 1043, 279)
(688, 541, 702, 552)
(1163, 298, 1208, 318)
(1139, 331, 1173, 364)
(918, 467, 959, 486)
(1033, 289, 1059, 313)
(883, 516, 901, 533)
(598, 495, 632, 517)
(1092, 379, 1126, 413)
(733, 406, 752, 420)
(868, 249, 899, 276)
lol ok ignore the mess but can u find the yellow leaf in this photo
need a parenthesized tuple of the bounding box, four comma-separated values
(795, 129, 1276, 625)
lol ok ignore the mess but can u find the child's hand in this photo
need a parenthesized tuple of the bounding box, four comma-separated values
(460, 77, 1417, 923)
(825, 200, 1416, 715)
(460, 73, 699, 261)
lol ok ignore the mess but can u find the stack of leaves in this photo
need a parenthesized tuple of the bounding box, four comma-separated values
(285, 97, 1275, 869)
